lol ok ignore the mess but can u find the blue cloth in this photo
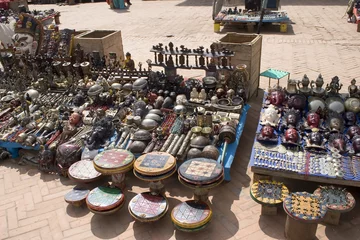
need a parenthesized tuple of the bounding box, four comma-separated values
(113, 0, 126, 9)
(217, 104, 250, 181)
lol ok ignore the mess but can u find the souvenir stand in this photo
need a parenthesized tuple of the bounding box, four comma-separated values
(0, 11, 254, 230)
(248, 73, 360, 232)
(213, 0, 290, 33)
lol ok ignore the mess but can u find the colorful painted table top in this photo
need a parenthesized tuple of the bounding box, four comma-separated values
(86, 186, 124, 211)
(134, 152, 176, 176)
(178, 158, 223, 185)
(129, 192, 168, 221)
(68, 160, 102, 182)
(94, 149, 135, 171)
(64, 188, 90, 203)
(171, 200, 212, 229)
(283, 192, 327, 222)
(313, 186, 356, 212)
(250, 180, 289, 205)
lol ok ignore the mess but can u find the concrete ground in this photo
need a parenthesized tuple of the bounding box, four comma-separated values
(1, 0, 360, 239)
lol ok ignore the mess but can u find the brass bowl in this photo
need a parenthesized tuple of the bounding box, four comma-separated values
(191, 126, 202, 135)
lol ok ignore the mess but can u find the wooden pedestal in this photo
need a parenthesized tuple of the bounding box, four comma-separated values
(149, 181, 165, 195)
(261, 205, 277, 216)
(323, 210, 340, 225)
(253, 173, 272, 182)
(194, 188, 210, 203)
(285, 215, 318, 240)
(111, 173, 126, 190)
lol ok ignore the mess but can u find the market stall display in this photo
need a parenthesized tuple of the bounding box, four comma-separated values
(249, 76, 360, 187)
(313, 185, 356, 225)
(250, 180, 289, 215)
(283, 192, 327, 240)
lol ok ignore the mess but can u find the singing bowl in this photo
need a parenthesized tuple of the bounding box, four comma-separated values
(345, 98, 360, 113)
(325, 97, 345, 114)
(145, 113, 162, 123)
(140, 119, 159, 131)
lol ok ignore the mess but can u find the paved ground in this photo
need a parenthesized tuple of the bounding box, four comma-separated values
(1, 0, 360, 239)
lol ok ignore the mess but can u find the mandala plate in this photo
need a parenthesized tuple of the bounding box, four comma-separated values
(313, 186, 356, 212)
(250, 180, 289, 205)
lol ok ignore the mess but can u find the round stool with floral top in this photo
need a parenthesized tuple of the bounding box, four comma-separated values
(93, 149, 135, 190)
(283, 192, 327, 240)
(86, 186, 125, 215)
(250, 180, 289, 215)
(313, 185, 355, 225)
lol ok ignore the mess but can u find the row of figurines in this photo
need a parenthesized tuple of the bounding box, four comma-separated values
(286, 74, 360, 98)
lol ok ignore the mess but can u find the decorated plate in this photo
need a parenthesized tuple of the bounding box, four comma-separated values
(86, 186, 125, 211)
(174, 222, 209, 232)
(94, 149, 135, 172)
(313, 186, 356, 212)
(134, 152, 176, 176)
(171, 200, 212, 229)
(68, 160, 102, 182)
(250, 180, 289, 205)
(178, 158, 223, 185)
(64, 188, 90, 204)
(129, 192, 168, 222)
(283, 192, 327, 222)
(133, 165, 177, 182)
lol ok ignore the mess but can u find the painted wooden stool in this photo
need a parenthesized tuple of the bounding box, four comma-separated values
(250, 180, 289, 215)
(283, 192, 327, 240)
(68, 159, 102, 183)
(93, 149, 135, 190)
(178, 158, 224, 202)
(133, 152, 176, 195)
(128, 192, 169, 222)
(86, 186, 125, 215)
(171, 200, 212, 232)
(313, 186, 355, 225)
(64, 188, 90, 207)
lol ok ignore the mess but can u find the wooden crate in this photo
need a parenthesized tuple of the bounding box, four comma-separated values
(213, 33, 262, 99)
(74, 30, 125, 64)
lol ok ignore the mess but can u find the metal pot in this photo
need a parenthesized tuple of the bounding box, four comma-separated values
(145, 113, 162, 123)
(201, 145, 220, 160)
(190, 136, 210, 149)
(140, 119, 158, 131)
(128, 141, 147, 154)
(133, 129, 152, 141)
(132, 78, 148, 91)
(326, 97, 345, 114)
(345, 98, 360, 113)
(187, 148, 202, 160)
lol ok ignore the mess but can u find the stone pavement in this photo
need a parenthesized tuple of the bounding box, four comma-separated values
(1, 0, 360, 239)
